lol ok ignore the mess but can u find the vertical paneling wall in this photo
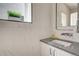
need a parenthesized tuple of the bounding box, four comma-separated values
(0, 3, 54, 56)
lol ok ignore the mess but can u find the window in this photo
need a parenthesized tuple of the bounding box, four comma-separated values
(61, 13, 67, 26)
(24, 3, 31, 22)
(70, 12, 77, 26)
(0, 3, 31, 22)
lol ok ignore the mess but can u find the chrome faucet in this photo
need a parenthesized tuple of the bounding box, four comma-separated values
(61, 33, 73, 37)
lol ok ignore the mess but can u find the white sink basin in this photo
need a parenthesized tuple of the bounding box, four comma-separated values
(51, 40, 72, 47)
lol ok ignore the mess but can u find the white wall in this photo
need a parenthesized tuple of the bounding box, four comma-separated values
(0, 3, 53, 56)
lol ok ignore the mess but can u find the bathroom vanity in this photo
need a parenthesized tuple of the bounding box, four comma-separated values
(41, 3, 79, 56)
(40, 38, 79, 56)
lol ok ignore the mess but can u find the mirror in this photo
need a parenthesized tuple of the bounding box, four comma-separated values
(0, 3, 32, 23)
(56, 3, 78, 30)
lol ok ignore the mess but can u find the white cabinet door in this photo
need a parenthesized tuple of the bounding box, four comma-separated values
(55, 48, 75, 56)
(49, 45, 55, 56)
(40, 42, 55, 56)
(40, 42, 50, 56)
(40, 42, 75, 56)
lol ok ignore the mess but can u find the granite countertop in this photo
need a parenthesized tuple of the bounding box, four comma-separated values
(40, 38, 79, 56)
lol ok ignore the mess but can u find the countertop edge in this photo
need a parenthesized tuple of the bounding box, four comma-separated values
(40, 38, 79, 56)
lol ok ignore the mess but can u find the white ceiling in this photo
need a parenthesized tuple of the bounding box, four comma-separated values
(65, 3, 77, 9)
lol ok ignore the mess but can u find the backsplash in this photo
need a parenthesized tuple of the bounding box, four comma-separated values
(54, 26, 79, 42)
